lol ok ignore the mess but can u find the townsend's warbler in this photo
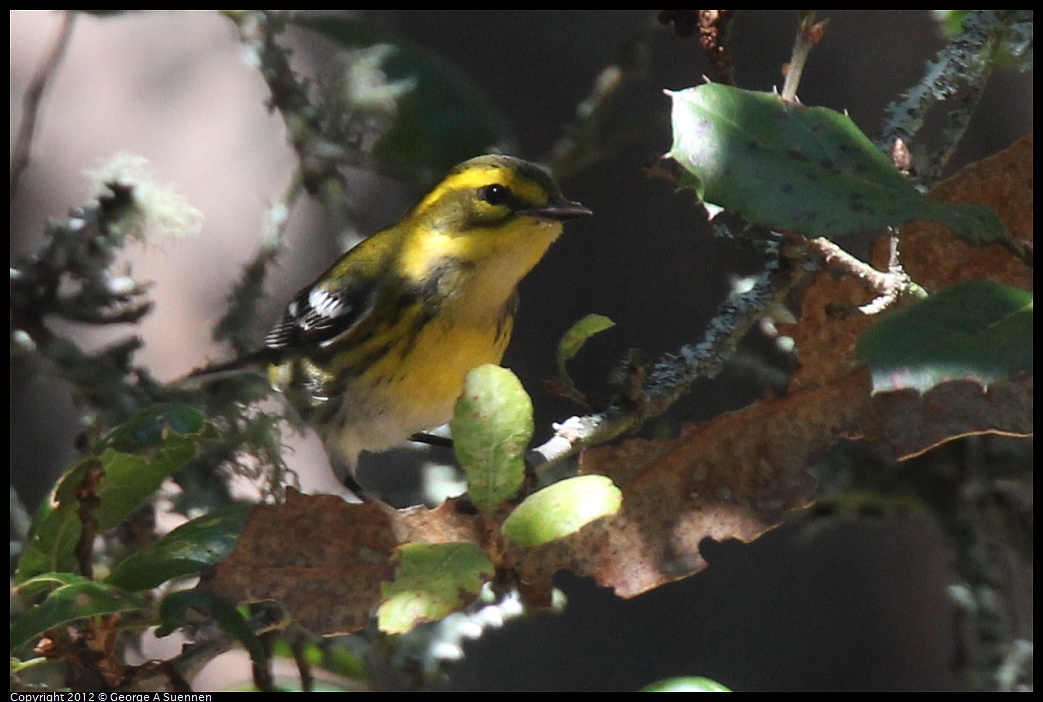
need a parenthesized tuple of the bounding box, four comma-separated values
(254, 155, 590, 495)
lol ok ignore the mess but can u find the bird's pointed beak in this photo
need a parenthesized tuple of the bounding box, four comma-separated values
(527, 199, 593, 221)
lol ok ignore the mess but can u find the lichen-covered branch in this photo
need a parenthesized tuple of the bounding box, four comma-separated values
(11, 181, 163, 427)
(224, 10, 352, 226)
(878, 10, 1033, 187)
(529, 244, 809, 470)
(213, 177, 301, 357)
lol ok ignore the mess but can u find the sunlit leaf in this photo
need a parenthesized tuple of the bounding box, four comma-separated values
(377, 542, 493, 634)
(668, 84, 1005, 243)
(502, 475, 622, 548)
(642, 676, 732, 692)
(452, 365, 532, 514)
(556, 314, 615, 401)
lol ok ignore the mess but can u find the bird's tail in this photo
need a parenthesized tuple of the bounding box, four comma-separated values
(171, 348, 278, 389)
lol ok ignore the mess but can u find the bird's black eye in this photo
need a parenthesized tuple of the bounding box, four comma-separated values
(479, 183, 511, 206)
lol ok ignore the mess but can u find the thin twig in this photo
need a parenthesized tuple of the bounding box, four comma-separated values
(878, 10, 1031, 188)
(11, 10, 77, 203)
(806, 234, 926, 315)
(781, 11, 828, 102)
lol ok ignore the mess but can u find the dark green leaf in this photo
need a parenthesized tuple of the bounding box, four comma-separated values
(668, 84, 1005, 243)
(502, 475, 622, 548)
(290, 15, 512, 177)
(15, 478, 88, 583)
(377, 542, 493, 634)
(107, 505, 253, 591)
(451, 365, 532, 514)
(102, 402, 207, 454)
(157, 589, 268, 674)
(856, 279, 1032, 394)
(15, 404, 213, 583)
(11, 574, 148, 651)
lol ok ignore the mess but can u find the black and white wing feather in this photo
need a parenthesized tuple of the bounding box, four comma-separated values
(264, 280, 376, 351)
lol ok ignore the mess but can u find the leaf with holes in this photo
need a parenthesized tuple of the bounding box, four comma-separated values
(15, 404, 213, 583)
(377, 542, 493, 634)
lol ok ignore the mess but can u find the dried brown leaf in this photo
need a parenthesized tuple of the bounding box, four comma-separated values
(791, 133, 1032, 393)
(789, 132, 1032, 389)
(788, 133, 1033, 454)
(206, 492, 393, 636)
(879, 132, 1033, 291)
(509, 381, 840, 599)
(206, 490, 479, 636)
(856, 373, 1034, 459)
(780, 258, 1033, 459)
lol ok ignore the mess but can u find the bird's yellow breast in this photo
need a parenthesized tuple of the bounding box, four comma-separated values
(299, 297, 515, 466)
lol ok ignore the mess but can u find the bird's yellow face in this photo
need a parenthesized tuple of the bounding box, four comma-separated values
(400, 155, 591, 301)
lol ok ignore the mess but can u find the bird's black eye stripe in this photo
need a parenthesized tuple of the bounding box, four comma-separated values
(479, 183, 511, 207)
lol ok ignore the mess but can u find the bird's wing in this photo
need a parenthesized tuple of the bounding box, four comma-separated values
(264, 275, 378, 351)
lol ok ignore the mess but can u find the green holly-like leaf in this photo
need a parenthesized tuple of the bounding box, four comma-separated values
(106, 504, 252, 592)
(856, 279, 1032, 394)
(668, 84, 1005, 243)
